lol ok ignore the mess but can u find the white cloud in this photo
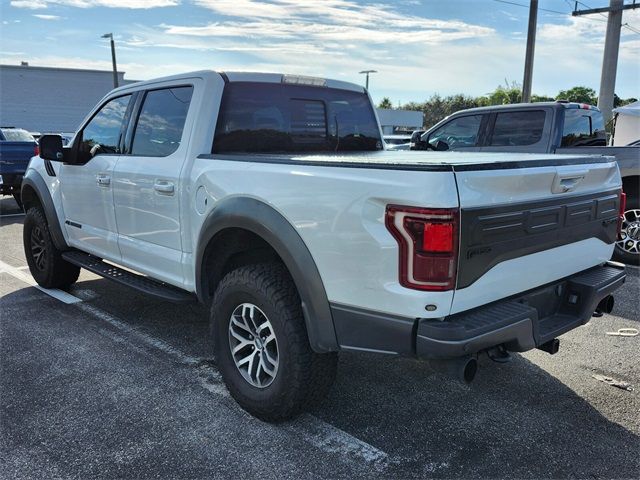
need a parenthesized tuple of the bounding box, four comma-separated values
(10, 0, 178, 9)
(10, 0, 48, 8)
(152, 0, 494, 48)
(33, 14, 61, 19)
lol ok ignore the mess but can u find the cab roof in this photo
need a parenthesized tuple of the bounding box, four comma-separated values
(110, 70, 365, 95)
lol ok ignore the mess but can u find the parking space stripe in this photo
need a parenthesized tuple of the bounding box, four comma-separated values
(287, 415, 388, 467)
(0, 260, 83, 304)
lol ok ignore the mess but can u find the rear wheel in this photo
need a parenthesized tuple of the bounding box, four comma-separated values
(614, 195, 640, 266)
(210, 263, 337, 421)
(23, 207, 80, 288)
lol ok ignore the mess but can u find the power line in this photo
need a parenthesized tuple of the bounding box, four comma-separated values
(573, 0, 640, 33)
(494, 0, 640, 33)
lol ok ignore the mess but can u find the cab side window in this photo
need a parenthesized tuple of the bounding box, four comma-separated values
(80, 95, 131, 157)
(428, 115, 483, 150)
(489, 110, 545, 146)
(131, 86, 193, 157)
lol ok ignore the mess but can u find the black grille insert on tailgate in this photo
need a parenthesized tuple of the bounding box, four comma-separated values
(457, 189, 620, 289)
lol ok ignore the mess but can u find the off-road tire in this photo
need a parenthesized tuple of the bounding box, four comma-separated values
(23, 207, 80, 289)
(211, 263, 337, 422)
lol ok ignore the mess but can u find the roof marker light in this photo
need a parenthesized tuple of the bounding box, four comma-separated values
(281, 74, 327, 87)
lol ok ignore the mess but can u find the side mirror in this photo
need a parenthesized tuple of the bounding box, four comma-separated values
(39, 134, 64, 161)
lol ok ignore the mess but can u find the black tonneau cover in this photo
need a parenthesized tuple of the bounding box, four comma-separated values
(199, 151, 614, 172)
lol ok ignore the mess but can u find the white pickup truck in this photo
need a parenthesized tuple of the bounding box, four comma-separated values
(24, 71, 626, 421)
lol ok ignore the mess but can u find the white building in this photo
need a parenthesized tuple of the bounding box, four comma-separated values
(375, 108, 424, 135)
(0, 63, 135, 134)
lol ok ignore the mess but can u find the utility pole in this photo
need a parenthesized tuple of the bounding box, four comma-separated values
(359, 70, 377, 90)
(573, 0, 639, 122)
(522, 0, 538, 103)
(101, 33, 119, 89)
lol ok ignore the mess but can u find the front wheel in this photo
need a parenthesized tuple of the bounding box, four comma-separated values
(614, 195, 640, 266)
(210, 263, 337, 422)
(23, 207, 80, 288)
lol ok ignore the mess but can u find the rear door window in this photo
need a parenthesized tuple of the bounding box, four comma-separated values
(131, 86, 193, 156)
(561, 109, 606, 146)
(489, 110, 545, 146)
(427, 115, 483, 150)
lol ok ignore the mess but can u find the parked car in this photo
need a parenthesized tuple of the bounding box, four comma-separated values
(0, 127, 38, 207)
(24, 71, 625, 421)
(413, 102, 640, 264)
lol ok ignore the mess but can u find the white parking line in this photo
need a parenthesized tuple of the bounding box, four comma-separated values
(0, 260, 82, 304)
(0, 213, 25, 218)
(287, 415, 388, 467)
(3, 262, 389, 466)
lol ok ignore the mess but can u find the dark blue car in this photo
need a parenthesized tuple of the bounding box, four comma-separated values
(0, 127, 38, 207)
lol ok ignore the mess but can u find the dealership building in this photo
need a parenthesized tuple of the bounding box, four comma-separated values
(0, 63, 135, 134)
(376, 108, 424, 135)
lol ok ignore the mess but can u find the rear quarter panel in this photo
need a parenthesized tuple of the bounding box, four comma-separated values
(188, 157, 460, 319)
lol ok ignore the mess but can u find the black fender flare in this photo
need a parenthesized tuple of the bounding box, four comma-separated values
(196, 197, 338, 352)
(21, 169, 68, 251)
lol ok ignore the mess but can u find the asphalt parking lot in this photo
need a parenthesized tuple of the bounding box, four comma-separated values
(1, 196, 638, 479)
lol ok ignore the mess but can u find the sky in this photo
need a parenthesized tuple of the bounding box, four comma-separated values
(0, 0, 639, 105)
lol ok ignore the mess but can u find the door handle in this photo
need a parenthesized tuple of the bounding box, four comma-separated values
(154, 180, 175, 195)
(96, 174, 111, 187)
(551, 170, 587, 194)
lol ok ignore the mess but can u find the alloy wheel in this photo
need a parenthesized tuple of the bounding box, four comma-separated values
(228, 303, 279, 388)
(30, 226, 47, 271)
(617, 208, 640, 256)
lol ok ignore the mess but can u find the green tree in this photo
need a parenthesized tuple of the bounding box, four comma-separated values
(556, 86, 597, 105)
(400, 93, 483, 129)
(614, 94, 638, 108)
(481, 85, 522, 106)
(377, 97, 393, 109)
(531, 94, 555, 103)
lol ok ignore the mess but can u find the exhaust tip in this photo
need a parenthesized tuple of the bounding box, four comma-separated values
(427, 356, 478, 384)
(462, 357, 478, 383)
(594, 295, 614, 316)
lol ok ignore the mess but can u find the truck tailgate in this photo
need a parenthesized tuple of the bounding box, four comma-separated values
(451, 156, 621, 314)
(0, 141, 37, 174)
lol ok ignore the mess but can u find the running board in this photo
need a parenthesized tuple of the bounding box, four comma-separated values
(61, 250, 195, 303)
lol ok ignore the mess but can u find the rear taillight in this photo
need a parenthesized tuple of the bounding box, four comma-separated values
(34, 144, 39, 156)
(385, 205, 459, 291)
(618, 191, 626, 237)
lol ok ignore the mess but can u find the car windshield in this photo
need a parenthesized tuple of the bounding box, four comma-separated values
(1, 129, 35, 142)
(213, 82, 382, 153)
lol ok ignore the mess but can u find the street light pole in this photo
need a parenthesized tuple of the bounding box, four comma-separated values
(101, 33, 119, 89)
(359, 70, 377, 90)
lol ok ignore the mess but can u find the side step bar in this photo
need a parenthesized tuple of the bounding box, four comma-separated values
(61, 250, 195, 303)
